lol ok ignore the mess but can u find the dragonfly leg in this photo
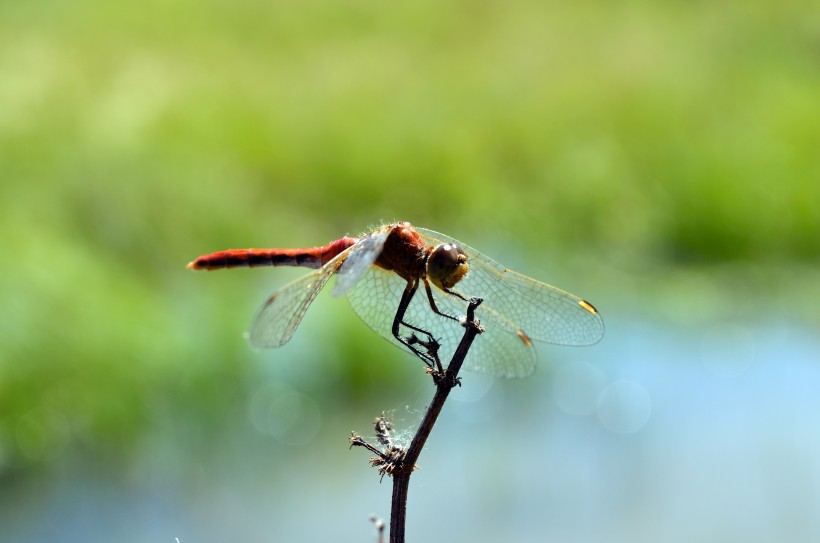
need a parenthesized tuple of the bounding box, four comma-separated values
(423, 278, 467, 321)
(392, 280, 442, 372)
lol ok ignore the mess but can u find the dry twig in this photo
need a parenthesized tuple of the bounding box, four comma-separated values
(350, 297, 484, 543)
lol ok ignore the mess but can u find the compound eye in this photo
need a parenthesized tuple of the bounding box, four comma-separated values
(427, 244, 469, 290)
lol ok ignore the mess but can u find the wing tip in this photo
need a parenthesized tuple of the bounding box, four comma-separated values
(578, 299, 598, 314)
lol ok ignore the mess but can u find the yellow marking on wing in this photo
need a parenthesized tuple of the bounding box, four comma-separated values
(579, 300, 598, 314)
(516, 329, 533, 347)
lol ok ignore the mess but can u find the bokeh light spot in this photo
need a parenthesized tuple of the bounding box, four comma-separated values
(597, 380, 652, 434)
(247, 382, 322, 446)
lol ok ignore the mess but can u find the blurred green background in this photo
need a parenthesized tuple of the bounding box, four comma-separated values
(1, 0, 819, 541)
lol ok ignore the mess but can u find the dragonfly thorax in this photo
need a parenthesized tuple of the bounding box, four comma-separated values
(426, 243, 469, 290)
(373, 223, 429, 282)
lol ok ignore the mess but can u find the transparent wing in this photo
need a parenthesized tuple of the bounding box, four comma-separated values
(345, 266, 538, 378)
(332, 227, 391, 297)
(248, 247, 352, 348)
(416, 227, 605, 346)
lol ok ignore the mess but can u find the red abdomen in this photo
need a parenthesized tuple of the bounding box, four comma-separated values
(188, 237, 358, 271)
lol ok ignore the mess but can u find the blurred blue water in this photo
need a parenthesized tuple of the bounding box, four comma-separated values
(3, 318, 819, 543)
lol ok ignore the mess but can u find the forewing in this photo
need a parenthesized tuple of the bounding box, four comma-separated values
(416, 228, 605, 346)
(248, 249, 350, 348)
(332, 227, 390, 298)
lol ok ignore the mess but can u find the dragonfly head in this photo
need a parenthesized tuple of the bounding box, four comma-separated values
(427, 243, 469, 290)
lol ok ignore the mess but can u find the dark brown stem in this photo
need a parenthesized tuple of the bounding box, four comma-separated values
(388, 297, 484, 543)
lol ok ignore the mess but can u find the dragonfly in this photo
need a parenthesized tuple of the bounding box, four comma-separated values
(187, 222, 604, 378)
